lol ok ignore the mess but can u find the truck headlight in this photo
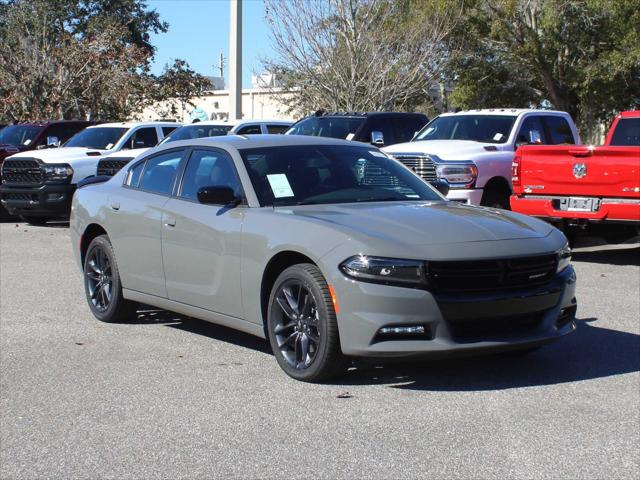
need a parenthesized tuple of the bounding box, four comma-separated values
(340, 255, 427, 287)
(42, 164, 73, 181)
(436, 163, 478, 189)
(556, 242, 571, 273)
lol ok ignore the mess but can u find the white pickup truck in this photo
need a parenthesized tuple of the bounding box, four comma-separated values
(383, 109, 580, 209)
(0, 121, 179, 224)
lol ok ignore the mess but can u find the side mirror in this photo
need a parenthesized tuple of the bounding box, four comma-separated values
(371, 131, 385, 146)
(46, 136, 60, 147)
(431, 179, 449, 197)
(197, 186, 240, 206)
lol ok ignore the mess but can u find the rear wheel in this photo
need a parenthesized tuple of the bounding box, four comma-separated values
(83, 234, 138, 323)
(267, 264, 347, 382)
(21, 215, 50, 225)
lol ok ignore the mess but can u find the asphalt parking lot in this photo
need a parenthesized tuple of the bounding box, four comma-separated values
(1, 221, 638, 479)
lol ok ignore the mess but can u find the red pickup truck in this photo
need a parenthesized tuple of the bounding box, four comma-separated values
(510, 110, 640, 243)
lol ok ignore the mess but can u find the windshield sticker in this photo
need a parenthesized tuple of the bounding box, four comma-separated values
(493, 133, 504, 142)
(267, 174, 295, 198)
(105, 143, 114, 150)
(23, 139, 31, 146)
(369, 151, 387, 158)
(345, 133, 355, 141)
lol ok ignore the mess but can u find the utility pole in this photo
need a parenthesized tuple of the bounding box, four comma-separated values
(228, 0, 242, 120)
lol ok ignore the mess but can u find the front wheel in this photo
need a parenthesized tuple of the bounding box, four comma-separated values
(267, 264, 347, 382)
(83, 234, 138, 323)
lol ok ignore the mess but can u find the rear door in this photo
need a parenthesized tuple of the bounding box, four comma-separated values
(160, 148, 245, 317)
(107, 148, 186, 297)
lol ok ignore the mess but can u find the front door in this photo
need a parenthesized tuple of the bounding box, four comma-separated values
(161, 148, 245, 318)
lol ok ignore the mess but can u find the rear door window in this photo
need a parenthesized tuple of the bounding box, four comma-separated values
(135, 150, 185, 195)
(543, 116, 575, 144)
(266, 124, 289, 134)
(124, 127, 158, 150)
(236, 124, 262, 135)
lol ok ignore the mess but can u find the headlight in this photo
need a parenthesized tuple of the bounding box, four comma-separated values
(42, 164, 73, 181)
(556, 242, 571, 273)
(436, 163, 478, 188)
(340, 255, 427, 287)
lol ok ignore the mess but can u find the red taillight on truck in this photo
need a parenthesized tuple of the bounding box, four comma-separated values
(512, 155, 522, 187)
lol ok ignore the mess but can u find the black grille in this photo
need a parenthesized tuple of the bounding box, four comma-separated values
(2, 192, 33, 201)
(428, 254, 557, 294)
(97, 158, 132, 177)
(2, 158, 43, 185)
(447, 312, 544, 341)
(393, 154, 437, 181)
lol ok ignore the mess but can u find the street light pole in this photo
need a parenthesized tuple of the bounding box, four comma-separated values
(228, 0, 242, 120)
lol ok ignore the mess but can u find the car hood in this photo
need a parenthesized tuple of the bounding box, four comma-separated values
(384, 140, 507, 160)
(281, 201, 553, 246)
(9, 147, 108, 163)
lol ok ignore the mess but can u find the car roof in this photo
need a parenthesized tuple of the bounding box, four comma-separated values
(88, 121, 180, 129)
(157, 134, 360, 151)
(619, 110, 640, 118)
(438, 109, 569, 117)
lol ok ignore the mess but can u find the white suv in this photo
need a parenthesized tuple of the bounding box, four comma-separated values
(383, 109, 580, 209)
(0, 121, 180, 223)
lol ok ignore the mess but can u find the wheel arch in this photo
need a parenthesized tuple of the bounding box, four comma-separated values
(483, 175, 512, 196)
(80, 223, 108, 267)
(260, 250, 317, 333)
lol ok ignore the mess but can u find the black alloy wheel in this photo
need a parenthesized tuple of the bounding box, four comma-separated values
(85, 245, 113, 312)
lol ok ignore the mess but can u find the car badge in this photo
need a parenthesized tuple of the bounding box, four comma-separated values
(573, 163, 587, 179)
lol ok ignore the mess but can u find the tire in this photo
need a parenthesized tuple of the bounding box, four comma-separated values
(267, 263, 347, 382)
(83, 234, 138, 323)
(481, 188, 510, 210)
(21, 215, 50, 225)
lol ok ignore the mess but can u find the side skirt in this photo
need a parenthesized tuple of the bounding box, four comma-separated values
(123, 289, 266, 339)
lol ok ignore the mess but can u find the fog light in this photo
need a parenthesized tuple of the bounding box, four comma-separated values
(379, 326, 425, 335)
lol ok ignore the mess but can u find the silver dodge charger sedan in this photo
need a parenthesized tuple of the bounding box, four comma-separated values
(70, 135, 577, 382)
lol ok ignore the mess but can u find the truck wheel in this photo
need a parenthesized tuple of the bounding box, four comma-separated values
(21, 215, 50, 225)
(83, 234, 138, 323)
(481, 189, 510, 210)
(267, 263, 348, 382)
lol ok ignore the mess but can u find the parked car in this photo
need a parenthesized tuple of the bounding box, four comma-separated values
(383, 109, 580, 209)
(0, 121, 180, 224)
(510, 110, 640, 243)
(70, 135, 577, 382)
(285, 111, 428, 147)
(164, 119, 293, 143)
(0, 120, 96, 218)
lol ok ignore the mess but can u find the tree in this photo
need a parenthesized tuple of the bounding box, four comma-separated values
(447, 0, 640, 140)
(0, 0, 209, 122)
(263, 0, 461, 115)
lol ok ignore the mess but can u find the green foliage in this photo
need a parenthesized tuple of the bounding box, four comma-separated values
(447, 0, 640, 140)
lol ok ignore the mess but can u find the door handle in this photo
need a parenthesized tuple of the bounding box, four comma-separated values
(165, 217, 176, 227)
(110, 202, 120, 211)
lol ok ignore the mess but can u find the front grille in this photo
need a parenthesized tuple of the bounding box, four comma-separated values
(97, 158, 132, 177)
(428, 254, 557, 294)
(392, 154, 437, 182)
(447, 312, 544, 341)
(2, 192, 34, 201)
(2, 158, 43, 185)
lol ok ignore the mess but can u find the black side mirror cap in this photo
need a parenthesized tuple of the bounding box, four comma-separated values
(431, 179, 450, 197)
(197, 186, 240, 206)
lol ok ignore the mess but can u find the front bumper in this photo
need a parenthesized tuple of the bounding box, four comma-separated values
(446, 188, 484, 206)
(330, 266, 577, 357)
(0, 183, 75, 218)
(510, 195, 640, 223)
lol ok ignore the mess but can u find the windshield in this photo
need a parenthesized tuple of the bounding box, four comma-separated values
(0, 125, 43, 147)
(240, 145, 442, 207)
(64, 127, 127, 149)
(285, 116, 365, 140)
(610, 118, 640, 146)
(162, 124, 233, 144)
(415, 115, 516, 144)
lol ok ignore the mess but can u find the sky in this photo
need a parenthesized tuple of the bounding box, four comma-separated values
(147, 0, 275, 88)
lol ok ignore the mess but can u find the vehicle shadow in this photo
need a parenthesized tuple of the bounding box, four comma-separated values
(334, 318, 640, 391)
(572, 245, 639, 267)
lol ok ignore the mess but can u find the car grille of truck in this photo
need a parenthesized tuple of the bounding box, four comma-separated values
(97, 158, 132, 177)
(2, 192, 34, 201)
(391, 154, 437, 182)
(428, 254, 558, 294)
(447, 311, 545, 341)
(2, 159, 43, 185)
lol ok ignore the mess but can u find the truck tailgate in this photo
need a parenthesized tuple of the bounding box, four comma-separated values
(517, 145, 640, 198)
